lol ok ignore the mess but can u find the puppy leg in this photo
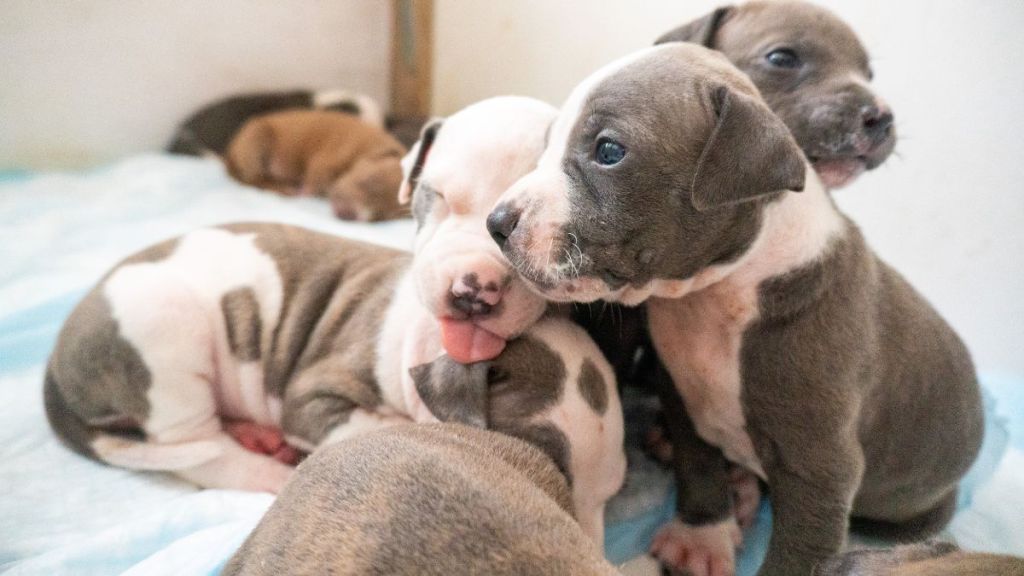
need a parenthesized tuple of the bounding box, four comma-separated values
(755, 427, 864, 576)
(106, 269, 294, 493)
(650, 362, 739, 576)
(281, 355, 411, 450)
(176, 433, 294, 493)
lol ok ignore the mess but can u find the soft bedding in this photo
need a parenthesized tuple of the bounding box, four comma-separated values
(1, 155, 1021, 575)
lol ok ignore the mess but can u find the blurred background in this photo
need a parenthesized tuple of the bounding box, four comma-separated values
(2, 0, 1022, 379)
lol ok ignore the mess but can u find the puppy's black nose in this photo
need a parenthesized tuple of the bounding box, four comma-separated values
(862, 105, 894, 142)
(486, 204, 521, 249)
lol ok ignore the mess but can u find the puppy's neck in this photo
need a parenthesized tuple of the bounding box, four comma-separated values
(647, 169, 844, 303)
(724, 168, 845, 291)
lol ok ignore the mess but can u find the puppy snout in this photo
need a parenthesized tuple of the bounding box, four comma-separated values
(487, 203, 521, 249)
(861, 104, 894, 143)
(448, 272, 508, 318)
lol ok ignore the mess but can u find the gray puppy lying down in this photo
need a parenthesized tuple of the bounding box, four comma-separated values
(487, 44, 982, 576)
(223, 424, 619, 576)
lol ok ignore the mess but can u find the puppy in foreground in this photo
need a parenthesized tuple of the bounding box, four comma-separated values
(166, 88, 384, 156)
(657, 0, 896, 190)
(488, 44, 982, 575)
(224, 424, 619, 576)
(225, 109, 407, 221)
(44, 97, 625, 545)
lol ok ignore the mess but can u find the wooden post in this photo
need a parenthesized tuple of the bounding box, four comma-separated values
(390, 0, 433, 144)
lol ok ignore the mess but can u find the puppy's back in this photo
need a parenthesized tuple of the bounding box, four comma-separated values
(224, 424, 618, 576)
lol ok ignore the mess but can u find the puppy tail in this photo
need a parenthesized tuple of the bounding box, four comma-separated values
(44, 367, 222, 471)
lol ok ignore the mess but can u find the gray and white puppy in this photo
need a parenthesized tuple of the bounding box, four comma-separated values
(45, 97, 626, 547)
(223, 424, 619, 576)
(657, 0, 896, 190)
(166, 88, 384, 156)
(487, 44, 982, 576)
(814, 541, 1024, 576)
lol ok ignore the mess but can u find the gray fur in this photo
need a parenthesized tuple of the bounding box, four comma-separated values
(45, 223, 408, 455)
(410, 334, 573, 482)
(656, 1, 896, 182)
(221, 287, 262, 362)
(224, 424, 616, 576)
(503, 45, 982, 575)
(578, 358, 609, 415)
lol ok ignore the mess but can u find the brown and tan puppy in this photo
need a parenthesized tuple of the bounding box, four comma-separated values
(224, 424, 619, 576)
(167, 88, 384, 156)
(225, 109, 407, 221)
(814, 541, 1024, 576)
(657, 0, 896, 190)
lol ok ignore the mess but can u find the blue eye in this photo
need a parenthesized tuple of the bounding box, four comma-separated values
(595, 138, 626, 166)
(765, 48, 801, 69)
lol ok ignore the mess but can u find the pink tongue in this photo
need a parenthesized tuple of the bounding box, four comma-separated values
(439, 318, 507, 364)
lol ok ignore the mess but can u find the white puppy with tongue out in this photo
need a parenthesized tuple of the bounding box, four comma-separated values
(399, 97, 552, 367)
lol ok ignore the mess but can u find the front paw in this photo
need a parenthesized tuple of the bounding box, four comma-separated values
(650, 518, 741, 576)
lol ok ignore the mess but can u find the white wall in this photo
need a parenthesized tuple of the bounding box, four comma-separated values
(0, 1, 390, 169)
(434, 0, 1024, 378)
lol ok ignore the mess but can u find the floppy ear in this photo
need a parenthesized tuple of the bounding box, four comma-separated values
(691, 86, 806, 212)
(398, 118, 444, 205)
(655, 6, 734, 47)
(409, 355, 489, 428)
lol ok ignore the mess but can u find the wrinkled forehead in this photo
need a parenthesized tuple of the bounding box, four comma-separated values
(726, 2, 870, 70)
(544, 45, 757, 163)
(424, 101, 556, 205)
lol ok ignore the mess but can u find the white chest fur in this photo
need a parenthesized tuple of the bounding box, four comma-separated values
(648, 175, 844, 479)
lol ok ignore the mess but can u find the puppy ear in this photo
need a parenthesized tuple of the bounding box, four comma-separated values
(655, 6, 734, 47)
(691, 86, 806, 212)
(409, 355, 489, 428)
(398, 118, 444, 205)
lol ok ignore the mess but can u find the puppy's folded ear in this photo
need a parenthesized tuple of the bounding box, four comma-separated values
(691, 86, 806, 212)
(409, 355, 489, 428)
(655, 6, 734, 47)
(398, 118, 444, 205)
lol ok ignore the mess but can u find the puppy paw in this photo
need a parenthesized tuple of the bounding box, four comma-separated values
(728, 466, 762, 531)
(650, 518, 740, 576)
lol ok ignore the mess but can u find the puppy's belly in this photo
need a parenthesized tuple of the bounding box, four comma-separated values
(107, 228, 286, 433)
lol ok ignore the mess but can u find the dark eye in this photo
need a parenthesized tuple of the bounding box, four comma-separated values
(595, 138, 626, 166)
(765, 48, 801, 69)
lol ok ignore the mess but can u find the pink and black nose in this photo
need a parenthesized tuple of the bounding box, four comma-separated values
(487, 203, 521, 249)
(862, 103, 894, 144)
(449, 272, 506, 318)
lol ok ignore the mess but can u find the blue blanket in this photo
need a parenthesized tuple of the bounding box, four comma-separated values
(2, 155, 1021, 575)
